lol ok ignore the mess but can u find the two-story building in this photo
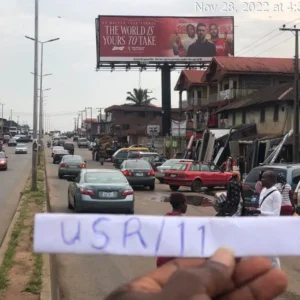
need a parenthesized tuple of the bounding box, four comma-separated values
(104, 104, 183, 147)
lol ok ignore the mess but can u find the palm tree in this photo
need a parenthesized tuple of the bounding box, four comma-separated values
(126, 88, 156, 105)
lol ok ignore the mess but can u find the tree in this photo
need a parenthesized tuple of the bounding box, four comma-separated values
(126, 88, 156, 105)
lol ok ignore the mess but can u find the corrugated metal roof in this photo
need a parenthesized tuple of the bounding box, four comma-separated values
(213, 56, 297, 74)
(174, 70, 207, 90)
(217, 83, 293, 113)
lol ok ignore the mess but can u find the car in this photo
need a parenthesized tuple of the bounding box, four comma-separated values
(59, 135, 68, 140)
(53, 150, 70, 164)
(120, 159, 155, 190)
(164, 161, 232, 192)
(8, 139, 17, 147)
(243, 163, 300, 206)
(113, 148, 149, 169)
(15, 143, 28, 154)
(73, 135, 79, 141)
(51, 146, 64, 157)
(58, 155, 86, 179)
(57, 139, 65, 146)
(77, 138, 88, 148)
(67, 169, 134, 213)
(89, 142, 96, 151)
(155, 159, 193, 183)
(0, 152, 8, 170)
(63, 142, 75, 155)
(52, 137, 60, 146)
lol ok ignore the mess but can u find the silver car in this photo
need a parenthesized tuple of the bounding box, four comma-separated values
(77, 138, 88, 148)
(67, 169, 134, 213)
(155, 159, 193, 183)
(58, 155, 86, 179)
(15, 143, 28, 154)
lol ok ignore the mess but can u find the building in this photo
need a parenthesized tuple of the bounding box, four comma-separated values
(104, 104, 183, 146)
(175, 56, 298, 135)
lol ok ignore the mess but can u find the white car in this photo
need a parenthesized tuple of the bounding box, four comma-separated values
(15, 143, 28, 154)
(52, 146, 64, 157)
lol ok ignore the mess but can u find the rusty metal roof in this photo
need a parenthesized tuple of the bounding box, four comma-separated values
(105, 104, 180, 113)
(217, 83, 293, 113)
(174, 70, 207, 91)
(213, 56, 297, 74)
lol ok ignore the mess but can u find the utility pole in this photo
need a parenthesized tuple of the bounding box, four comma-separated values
(77, 113, 80, 134)
(0, 103, 4, 135)
(280, 25, 300, 162)
(73, 117, 77, 132)
(17, 116, 19, 124)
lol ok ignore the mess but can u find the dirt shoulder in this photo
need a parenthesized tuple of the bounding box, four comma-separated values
(0, 153, 46, 300)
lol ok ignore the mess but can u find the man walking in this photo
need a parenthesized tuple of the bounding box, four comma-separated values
(251, 171, 282, 268)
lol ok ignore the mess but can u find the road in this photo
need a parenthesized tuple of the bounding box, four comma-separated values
(0, 143, 32, 245)
(45, 141, 300, 300)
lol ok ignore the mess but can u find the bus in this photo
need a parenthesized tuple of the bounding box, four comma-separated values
(9, 127, 18, 136)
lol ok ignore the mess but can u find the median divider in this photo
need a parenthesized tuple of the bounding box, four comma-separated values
(0, 151, 56, 300)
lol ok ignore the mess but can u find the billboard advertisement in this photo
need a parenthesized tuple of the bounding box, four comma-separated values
(95, 16, 234, 64)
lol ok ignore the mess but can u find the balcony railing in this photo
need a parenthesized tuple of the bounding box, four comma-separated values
(209, 88, 258, 102)
(181, 98, 208, 108)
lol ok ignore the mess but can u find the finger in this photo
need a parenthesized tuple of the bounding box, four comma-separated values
(219, 268, 288, 300)
(160, 248, 236, 299)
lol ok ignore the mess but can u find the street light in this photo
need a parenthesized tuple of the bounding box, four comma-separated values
(25, 35, 59, 165)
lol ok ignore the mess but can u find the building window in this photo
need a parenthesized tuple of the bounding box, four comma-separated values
(232, 112, 236, 126)
(274, 105, 279, 122)
(260, 107, 265, 123)
(224, 83, 229, 90)
(197, 90, 202, 99)
(242, 111, 246, 124)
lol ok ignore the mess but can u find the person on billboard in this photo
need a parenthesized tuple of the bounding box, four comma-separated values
(208, 23, 233, 56)
(187, 23, 216, 57)
(173, 24, 197, 56)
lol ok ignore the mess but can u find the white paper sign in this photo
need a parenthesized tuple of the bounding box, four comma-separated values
(34, 213, 300, 257)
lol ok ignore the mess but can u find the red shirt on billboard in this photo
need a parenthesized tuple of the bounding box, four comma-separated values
(208, 23, 233, 56)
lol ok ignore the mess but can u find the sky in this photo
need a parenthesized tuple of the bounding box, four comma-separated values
(0, 0, 299, 132)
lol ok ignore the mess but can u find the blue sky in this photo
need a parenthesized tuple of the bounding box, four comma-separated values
(0, 0, 298, 131)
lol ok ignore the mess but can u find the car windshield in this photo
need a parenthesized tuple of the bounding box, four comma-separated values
(84, 172, 127, 184)
(245, 168, 287, 184)
(79, 138, 87, 141)
(17, 144, 26, 147)
(171, 163, 188, 170)
(0, 152, 5, 158)
(126, 160, 151, 169)
(63, 155, 83, 162)
(162, 159, 178, 167)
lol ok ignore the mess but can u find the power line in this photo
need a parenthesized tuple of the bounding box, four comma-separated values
(253, 36, 294, 57)
(235, 17, 300, 56)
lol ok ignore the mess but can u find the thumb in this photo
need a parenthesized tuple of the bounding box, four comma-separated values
(160, 248, 236, 300)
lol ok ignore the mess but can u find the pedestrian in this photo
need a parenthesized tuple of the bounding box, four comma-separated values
(105, 248, 288, 300)
(217, 170, 244, 216)
(250, 170, 282, 268)
(156, 192, 187, 268)
(275, 173, 295, 215)
(254, 170, 264, 195)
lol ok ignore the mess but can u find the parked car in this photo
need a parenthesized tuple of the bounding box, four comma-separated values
(58, 155, 86, 179)
(63, 142, 75, 155)
(243, 164, 300, 206)
(77, 138, 88, 148)
(15, 143, 28, 154)
(53, 149, 70, 164)
(120, 159, 155, 190)
(51, 146, 64, 157)
(164, 161, 232, 192)
(67, 169, 134, 213)
(8, 139, 17, 147)
(0, 151, 8, 170)
(155, 159, 193, 183)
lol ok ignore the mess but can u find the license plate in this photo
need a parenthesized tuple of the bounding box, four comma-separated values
(100, 192, 116, 198)
(135, 173, 143, 176)
(69, 166, 77, 168)
(170, 174, 176, 177)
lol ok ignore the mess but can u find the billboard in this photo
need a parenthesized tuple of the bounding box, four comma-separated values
(95, 16, 234, 64)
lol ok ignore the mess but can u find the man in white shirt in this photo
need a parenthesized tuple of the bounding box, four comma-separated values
(252, 171, 282, 268)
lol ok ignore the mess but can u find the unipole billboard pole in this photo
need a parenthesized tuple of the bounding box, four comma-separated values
(161, 63, 171, 137)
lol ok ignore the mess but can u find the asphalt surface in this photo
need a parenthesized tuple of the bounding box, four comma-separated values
(45, 140, 215, 300)
(0, 142, 32, 244)
(45, 140, 300, 300)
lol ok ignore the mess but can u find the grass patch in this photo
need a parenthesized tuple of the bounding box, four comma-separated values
(0, 151, 46, 295)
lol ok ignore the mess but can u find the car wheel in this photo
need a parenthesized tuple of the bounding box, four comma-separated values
(149, 184, 155, 191)
(169, 185, 179, 191)
(191, 179, 202, 193)
(68, 192, 73, 209)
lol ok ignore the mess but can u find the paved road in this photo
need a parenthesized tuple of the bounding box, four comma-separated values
(0, 143, 32, 244)
(45, 141, 215, 300)
(45, 141, 300, 300)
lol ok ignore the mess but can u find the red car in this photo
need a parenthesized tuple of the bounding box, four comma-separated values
(164, 161, 232, 192)
(0, 151, 8, 171)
